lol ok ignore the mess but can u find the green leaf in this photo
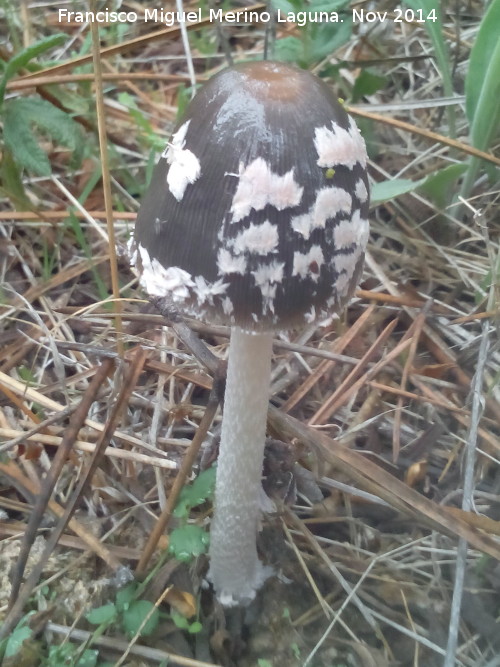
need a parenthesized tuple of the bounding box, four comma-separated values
(76, 649, 99, 667)
(371, 177, 424, 204)
(419, 163, 468, 208)
(188, 620, 203, 634)
(121, 600, 160, 637)
(171, 611, 203, 635)
(307, 20, 352, 65)
(115, 582, 139, 612)
(460, 0, 500, 200)
(465, 0, 500, 128)
(403, 0, 455, 135)
(0, 33, 67, 105)
(274, 36, 304, 64)
(467, 2, 500, 151)
(169, 524, 210, 562)
(47, 644, 98, 667)
(86, 603, 117, 625)
(0, 149, 29, 208)
(174, 467, 216, 518)
(68, 212, 109, 301)
(4, 626, 32, 658)
(171, 610, 189, 629)
(4, 101, 51, 176)
(3, 96, 84, 176)
(352, 70, 387, 103)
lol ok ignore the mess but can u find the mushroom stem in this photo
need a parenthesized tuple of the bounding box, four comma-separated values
(208, 326, 274, 605)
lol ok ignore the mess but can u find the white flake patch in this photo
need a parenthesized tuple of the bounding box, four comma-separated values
(291, 187, 352, 240)
(222, 297, 234, 316)
(293, 246, 324, 281)
(333, 250, 361, 277)
(260, 283, 277, 314)
(314, 118, 367, 170)
(230, 158, 303, 222)
(230, 220, 279, 255)
(334, 271, 351, 295)
(192, 275, 228, 305)
(334, 219, 358, 249)
(253, 260, 285, 312)
(127, 235, 138, 266)
(163, 120, 201, 201)
(217, 248, 247, 275)
(304, 305, 316, 323)
(355, 211, 370, 247)
(355, 178, 368, 203)
(137, 244, 194, 299)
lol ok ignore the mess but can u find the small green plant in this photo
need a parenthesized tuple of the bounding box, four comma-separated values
(0, 33, 85, 208)
(117, 91, 166, 154)
(171, 610, 203, 634)
(86, 582, 160, 639)
(272, 0, 352, 67)
(168, 523, 210, 562)
(173, 466, 216, 519)
(0, 612, 35, 662)
(44, 643, 99, 667)
(2, 96, 84, 177)
(167, 466, 216, 562)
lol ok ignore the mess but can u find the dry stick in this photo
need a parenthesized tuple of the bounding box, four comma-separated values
(368, 380, 470, 416)
(0, 464, 124, 640)
(308, 317, 399, 425)
(444, 320, 490, 667)
(0, 428, 177, 470)
(268, 405, 500, 561)
(412, 379, 500, 459)
(46, 623, 221, 667)
(113, 586, 174, 667)
(0, 403, 78, 453)
(0, 368, 178, 451)
(89, 3, 124, 357)
(450, 309, 500, 325)
(207, 0, 234, 66)
(284, 508, 376, 631)
(0, 462, 122, 566)
(17, 3, 265, 82)
(140, 313, 500, 583)
(0, 349, 147, 639)
(151, 299, 221, 376)
(7, 359, 114, 608)
(311, 334, 411, 422)
(392, 303, 430, 462)
(0, 522, 141, 561)
(281, 520, 332, 620)
(7, 72, 204, 90)
(282, 304, 377, 412)
(348, 106, 500, 168)
(156, 315, 500, 557)
(135, 371, 224, 575)
(0, 382, 41, 424)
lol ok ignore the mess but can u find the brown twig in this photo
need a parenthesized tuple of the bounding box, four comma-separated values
(348, 106, 500, 167)
(135, 368, 224, 576)
(7, 359, 114, 608)
(90, 2, 124, 357)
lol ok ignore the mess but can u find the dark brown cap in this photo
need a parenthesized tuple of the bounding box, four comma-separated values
(131, 61, 369, 331)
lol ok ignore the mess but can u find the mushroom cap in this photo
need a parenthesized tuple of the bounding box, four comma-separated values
(131, 61, 369, 331)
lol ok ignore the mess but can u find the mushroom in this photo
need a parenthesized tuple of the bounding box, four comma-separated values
(130, 61, 369, 605)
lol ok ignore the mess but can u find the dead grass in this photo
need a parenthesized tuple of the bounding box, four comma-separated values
(1, 1, 499, 665)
